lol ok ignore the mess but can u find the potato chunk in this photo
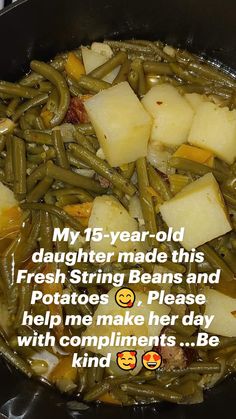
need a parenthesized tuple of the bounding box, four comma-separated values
(188, 101, 236, 164)
(85, 82, 152, 167)
(141, 84, 194, 146)
(88, 195, 142, 256)
(203, 288, 236, 337)
(160, 173, 231, 250)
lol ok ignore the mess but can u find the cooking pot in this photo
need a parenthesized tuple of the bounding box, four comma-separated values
(0, 0, 236, 417)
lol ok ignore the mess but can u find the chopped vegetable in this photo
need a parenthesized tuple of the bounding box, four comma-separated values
(173, 144, 214, 167)
(203, 288, 236, 337)
(160, 173, 232, 250)
(84, 81, 152, 166)
(142, 83, 194, 146)
(65, 52, 85, 81)
(188, 101, 236, 164)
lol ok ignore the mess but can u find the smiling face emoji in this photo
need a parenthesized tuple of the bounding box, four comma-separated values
(142, 351, 162, 370)
(115, 287, 135, 308)
(117, 350, 137, 371)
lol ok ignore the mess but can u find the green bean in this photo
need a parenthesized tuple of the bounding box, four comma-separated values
(52, 130, 69, 169)
(199, 244, 234, 282)
(27, 176, 53, 202)
(5, 135, 14, 183)
(0, 336, 33, 377)
(66, 152, 89, 169)
(12, 136, 26, 197)
(170, 63, 208, 85)
(6, 97, 21, 117)
(147, 164, 172, 200)
(120, 383, 183, 403)
(77, 367, 89, 393)
(15, 281, 32, 326)
(108, 371, 155, 386)
(69, 143, 136, 196)
(52, 187, 93, 202)
(19, 114, 33, 130)
(186, 362, 221, 374)
(56, 195, 85, 206)
(170, 157, 228, 182)
(15, 129, 53, 145)
(38, 81, 53, 92)
(187, 61, 236, 88)
(51, 214, 68, 276)
(19, 211, 41, 261)
(197, 260, 214, 272)
(46, 160, 104, 193)
(89, 51, 127, 79)
(9, 335, 37, 358)
(30, 60, 70, 127)
(136, 157, 157, 245)
(46, 87, 59, 113)
(128, 63, 139, 93)
(143, 61, 173, 75)
(34, 116, 46, 130)
(75, 123, 95, 136)
(39, 211, 53, 252)
(26, 143, 44, 154)
(162, 260, 186, 273)
(133, 58, 147, 96)
(0, 135, 6, 153)
(20, 53, 69, 88)
(77, 75, 111, 93)
(113, 58, 131, 84)
(218, 246, 236, 274)
(0, 81, 42, 99)
(12, 93, 49, 122)
(21, 203, 84, 231)
(87, 358, 104, 388)
(222, 189, 236, 210)
(75, 130, 96, 153)
(26, 162, 47, 191)
(83, 381, 110, 402)
(185, 261, 200, 314)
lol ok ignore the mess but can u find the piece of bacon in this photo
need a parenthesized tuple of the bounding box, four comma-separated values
(65, 96, 91, 124)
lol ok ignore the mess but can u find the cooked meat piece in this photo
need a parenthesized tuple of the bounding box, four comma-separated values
(65, 96, 90, 124)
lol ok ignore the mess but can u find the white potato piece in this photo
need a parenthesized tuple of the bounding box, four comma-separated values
(184, 93, 207, 111)
(203, 288, 236, 337)
(88, 195, 143, 256)
(160, 173, 232, 250)
(82, 287, 170, 360)
(81, 46, 119, 83)
(142, 84, 194, 146)
(85, 82, 152, 166)
(188, 101, 236, 164)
